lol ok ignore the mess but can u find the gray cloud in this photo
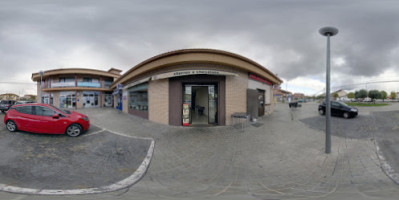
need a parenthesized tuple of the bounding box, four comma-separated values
(1, 0, 399, 95)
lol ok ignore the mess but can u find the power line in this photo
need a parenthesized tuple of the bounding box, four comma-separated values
(0, 82, 36, 85)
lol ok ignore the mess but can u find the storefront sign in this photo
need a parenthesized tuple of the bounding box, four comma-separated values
(123, 78, 150, 90)
(182, 103, 190, 126)
(113, 84, 124, 95)
(152, 70, 237, 80)
(249, 74, 272, 85)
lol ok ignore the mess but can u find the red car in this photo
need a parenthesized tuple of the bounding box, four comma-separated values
(4, 103, 90, 137)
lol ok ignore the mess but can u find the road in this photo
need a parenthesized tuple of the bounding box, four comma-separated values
(0, 102, 398, 200)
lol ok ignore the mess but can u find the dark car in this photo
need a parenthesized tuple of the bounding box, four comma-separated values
(318, 100, 358, 119)
(0, 100, 16, 113)
(4, 103, 90, 137)
(14, 100, 35, 105)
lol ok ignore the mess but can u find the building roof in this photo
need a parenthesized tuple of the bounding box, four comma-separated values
(111, 48, 283, 88)
(31, 68, 122, 82)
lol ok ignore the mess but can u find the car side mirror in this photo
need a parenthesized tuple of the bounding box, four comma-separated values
(52, 114, 60, 119)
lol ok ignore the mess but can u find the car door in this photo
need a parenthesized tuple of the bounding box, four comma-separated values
(13, 106, 40, 132)
(331, 101, 341, 116)
(34, 106, 65, 134)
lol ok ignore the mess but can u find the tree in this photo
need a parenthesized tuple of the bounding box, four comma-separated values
(355, 89, 367, 99)
(391, 91, 397, 100)
(381, 91, 387, 102)
(347, 92, 355, 99)
(368, 90, 381, 102)
(332, 92, 339, 100)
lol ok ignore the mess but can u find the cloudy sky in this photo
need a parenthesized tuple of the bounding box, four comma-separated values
(1, 0, 399, 96)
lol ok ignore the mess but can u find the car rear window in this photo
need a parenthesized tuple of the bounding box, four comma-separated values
(14, 106, 33, 115)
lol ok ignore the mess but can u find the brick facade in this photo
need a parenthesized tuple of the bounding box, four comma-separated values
(149, 79, 169, 124)
(225, 70, 248, 125)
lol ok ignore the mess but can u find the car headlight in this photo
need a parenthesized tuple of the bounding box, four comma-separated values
(81, 117, 89, 121)
(350, 108, 357, 112)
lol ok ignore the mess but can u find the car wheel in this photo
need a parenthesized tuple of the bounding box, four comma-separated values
(319, 109, 325, 115)
(65, 124, 82, 137)
(6, 120, 17, 132)
(343, 112, 350, 119)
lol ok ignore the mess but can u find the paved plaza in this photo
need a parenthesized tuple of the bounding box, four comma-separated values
(0, 102, 398, 199)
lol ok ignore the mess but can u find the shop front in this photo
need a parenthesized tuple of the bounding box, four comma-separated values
(169, 74, 226, 126)
(109, 49, 283, 126)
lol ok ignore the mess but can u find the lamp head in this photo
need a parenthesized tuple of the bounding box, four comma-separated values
(319, 27, 339, 36)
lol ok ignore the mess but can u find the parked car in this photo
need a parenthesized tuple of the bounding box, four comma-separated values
(289, 101, 301, 108)
(318, 100, 358, 119)
(14, 100, 35, 105)
(0, 100, 16, 113)
(4, 103, 90, 136)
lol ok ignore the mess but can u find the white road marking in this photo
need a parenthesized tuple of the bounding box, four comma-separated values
(0, 128, 155, 195)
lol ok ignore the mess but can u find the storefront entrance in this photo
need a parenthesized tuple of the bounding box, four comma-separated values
(183, 84, 218, 125)
(83, 92, 100, 108)
(258, 89, 265, 116)
(59, 92, 76, 108)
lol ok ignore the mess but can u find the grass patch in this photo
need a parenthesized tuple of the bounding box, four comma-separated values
(346, 102, 389, 107)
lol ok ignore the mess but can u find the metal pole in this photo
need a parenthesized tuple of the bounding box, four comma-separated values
(325, 34, 331, 154)
(40, 70, 44, 103)
(319, 26, 338, 154)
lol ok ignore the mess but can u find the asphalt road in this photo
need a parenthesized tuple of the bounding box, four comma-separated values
(0, 115, 153, 194)
(0, 103, 398, 200)
(300, 104, 399, 184)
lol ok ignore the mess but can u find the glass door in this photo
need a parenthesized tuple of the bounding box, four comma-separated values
(208, 85, 218, 124)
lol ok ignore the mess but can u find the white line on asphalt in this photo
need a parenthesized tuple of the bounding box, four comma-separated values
(82, 128, 106, 137)
(0, 129, 155, 195)
(375, 142, 399, 184)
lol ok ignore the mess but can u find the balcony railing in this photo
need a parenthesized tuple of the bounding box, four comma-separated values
(51, 82, 76, 88)
(77, 81, 101, 88)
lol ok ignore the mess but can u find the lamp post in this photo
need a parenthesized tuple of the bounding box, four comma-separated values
(319, 26, 338, 154)
(40, 70, 44, 103)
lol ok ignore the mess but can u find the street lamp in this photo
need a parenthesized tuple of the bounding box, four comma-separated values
(40, 70, 44, 103)
(319, 26, 339, 154)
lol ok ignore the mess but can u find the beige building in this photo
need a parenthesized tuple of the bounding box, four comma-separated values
(32, 68, 121, 109)
(0, 93, 19, 100)
(110, 49, 282, 126)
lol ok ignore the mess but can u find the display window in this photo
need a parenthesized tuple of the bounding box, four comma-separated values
(128, 83, 148, 111)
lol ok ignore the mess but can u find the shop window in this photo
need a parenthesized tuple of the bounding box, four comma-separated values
(59, 77, 75, 82)
(128, 83, 148, 111)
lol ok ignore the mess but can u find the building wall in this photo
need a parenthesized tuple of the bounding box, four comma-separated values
(76, 92, 84, 108)
(148, 79, 169, 124)
(52, 92, 60, 108)
(122, 89, 128, 113)
(36, 82, 41, 103)
(248, 79, 273, 115)
(225, 70, 248, 125)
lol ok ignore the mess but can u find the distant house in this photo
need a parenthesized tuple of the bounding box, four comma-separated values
(333, 89, 348, 101)
(292, 93, 305, 101)
(273, 86, 292, 103)
(23, 94, 37, 100)
(0, 93, 19, 100)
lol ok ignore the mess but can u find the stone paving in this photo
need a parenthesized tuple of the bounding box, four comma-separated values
(0, 102, 398, 199)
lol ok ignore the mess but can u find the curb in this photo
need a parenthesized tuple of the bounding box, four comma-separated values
(375, 142, 399, 185)
(0, 131, 155, 195)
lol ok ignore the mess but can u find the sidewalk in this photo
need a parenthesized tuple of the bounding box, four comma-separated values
(1, 104, 398, 200)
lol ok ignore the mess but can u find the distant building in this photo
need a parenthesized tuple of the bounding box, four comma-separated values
(0, 93, 19, 100)
(32, 68, 121, 109)
(273, 86, 292, 103)
(333, 89, 348, 101)
(292, 93, 305, 101)
(22, 94, 37, 100)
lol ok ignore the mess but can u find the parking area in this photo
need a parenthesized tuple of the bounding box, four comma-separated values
(299, 102, 399, 184)
(0, 104, 398, 199)
(0, 114, 153, 194)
